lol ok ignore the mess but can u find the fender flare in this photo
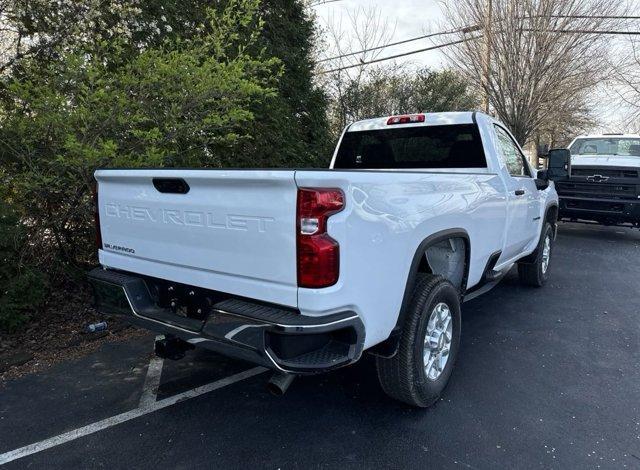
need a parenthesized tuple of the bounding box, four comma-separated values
(368, 228, 470, 358)
(545, 203, 559, 239)
(519, 203, 559, 265)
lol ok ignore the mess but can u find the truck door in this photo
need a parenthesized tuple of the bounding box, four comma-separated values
(493, 125, 540, 260)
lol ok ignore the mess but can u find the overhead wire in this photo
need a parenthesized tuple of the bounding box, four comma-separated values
(318, 14, 640, 69)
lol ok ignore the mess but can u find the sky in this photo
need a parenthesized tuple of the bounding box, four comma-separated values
(312, 0, 640, 133)
(314, 0, 449, 70)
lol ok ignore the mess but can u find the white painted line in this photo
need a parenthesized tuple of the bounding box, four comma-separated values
(0, 367, 267, 466)
(138, 335, 165, 409)
(138, 355, 164, 408)
(187, 338, 210, 345)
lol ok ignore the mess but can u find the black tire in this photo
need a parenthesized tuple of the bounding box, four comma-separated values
(376, 274, 461, 408)
(518, 222, 554, 287)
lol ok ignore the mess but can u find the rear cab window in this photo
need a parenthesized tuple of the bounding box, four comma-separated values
(333, 124, 487, 170)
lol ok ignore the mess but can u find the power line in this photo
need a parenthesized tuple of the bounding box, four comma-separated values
(317, 26, 640, 75)
(316, 36, 481, 75)
(319, 15, 640, 65)
(309, 0, 342, 7)
(318, 27, 467, 63)
(524, 28, 640, 35)
(548, 15, 640, 20)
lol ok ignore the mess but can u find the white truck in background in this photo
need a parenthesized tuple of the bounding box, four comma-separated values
(89, 112, 558, 407)
(547, 134, 640, 228)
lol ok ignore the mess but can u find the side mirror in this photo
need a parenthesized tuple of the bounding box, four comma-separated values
(547, 148, 571, 180)
(535, 170, 549, 190)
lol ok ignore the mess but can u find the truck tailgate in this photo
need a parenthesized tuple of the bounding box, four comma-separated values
(96, 169, 298, 306)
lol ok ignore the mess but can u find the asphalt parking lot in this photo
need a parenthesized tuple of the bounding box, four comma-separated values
(1, 222, 639, 469)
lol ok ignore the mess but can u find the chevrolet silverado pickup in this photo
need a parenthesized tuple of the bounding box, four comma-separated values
(88, 111, 559, 407)
(550, 134, 640, 227)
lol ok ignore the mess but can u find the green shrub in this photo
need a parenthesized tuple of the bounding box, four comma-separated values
(0, 200, 48, 332)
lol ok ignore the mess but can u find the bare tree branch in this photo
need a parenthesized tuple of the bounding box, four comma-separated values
(315, 5, 397, 134)
(441, 0, 627, 145)
(611, 36, 640, 131)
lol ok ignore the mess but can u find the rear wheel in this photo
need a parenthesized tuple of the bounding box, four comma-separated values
(376, 274, 461, 408)
(518, 222, 554, 287)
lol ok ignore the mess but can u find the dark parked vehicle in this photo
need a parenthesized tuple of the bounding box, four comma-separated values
(547, 134, 640, 228)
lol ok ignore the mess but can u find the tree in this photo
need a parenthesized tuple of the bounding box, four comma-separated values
(534, 92, 596, 149)
(0, 198, 47, 331)
(0, 0, 210, 77)
(338, 66, 479, 124)
(613, 38, 640, 131)
(316, 5, 396, 136)
(243, 0, 333, 167)
(442, 0, 625, 145)
(315, 6, 477, 138)
(1, 0, 332, 170)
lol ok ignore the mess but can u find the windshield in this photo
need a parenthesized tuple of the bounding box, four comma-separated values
(569, 138, 640, 157)
(333, 124, 487, 169)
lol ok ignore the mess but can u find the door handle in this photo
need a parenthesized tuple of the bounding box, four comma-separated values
(153, 178, 190, 194)
(514, 189, 525, 196)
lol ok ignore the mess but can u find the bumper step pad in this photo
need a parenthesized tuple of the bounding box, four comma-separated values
(211, 298, 357, 327)
(278, 341, 351, 369)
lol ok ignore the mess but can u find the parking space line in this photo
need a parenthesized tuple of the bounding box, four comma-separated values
(138, 337, 165, 408)
(138, 355, 164, 408)
(0, 366, 267, 466)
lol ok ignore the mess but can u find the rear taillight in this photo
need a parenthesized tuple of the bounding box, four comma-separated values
(387, 114, 425, 125)
(94, 181, 102, 250)
(296, 188, 344, 288)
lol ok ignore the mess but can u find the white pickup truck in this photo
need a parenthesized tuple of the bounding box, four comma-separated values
(89, 111, 558, 407)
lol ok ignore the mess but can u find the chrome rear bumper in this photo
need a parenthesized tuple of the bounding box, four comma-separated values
(88, 268, 365, 373)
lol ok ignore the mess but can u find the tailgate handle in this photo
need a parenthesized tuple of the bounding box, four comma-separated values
(153, 178, 190, 194)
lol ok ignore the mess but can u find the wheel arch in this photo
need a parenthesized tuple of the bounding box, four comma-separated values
(368, 228, 470, 358)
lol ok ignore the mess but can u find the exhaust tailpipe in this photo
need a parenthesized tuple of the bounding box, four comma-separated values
(267, 372, 295, 396)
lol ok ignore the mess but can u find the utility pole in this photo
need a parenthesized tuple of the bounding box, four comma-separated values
(482, 0, 492, 114)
